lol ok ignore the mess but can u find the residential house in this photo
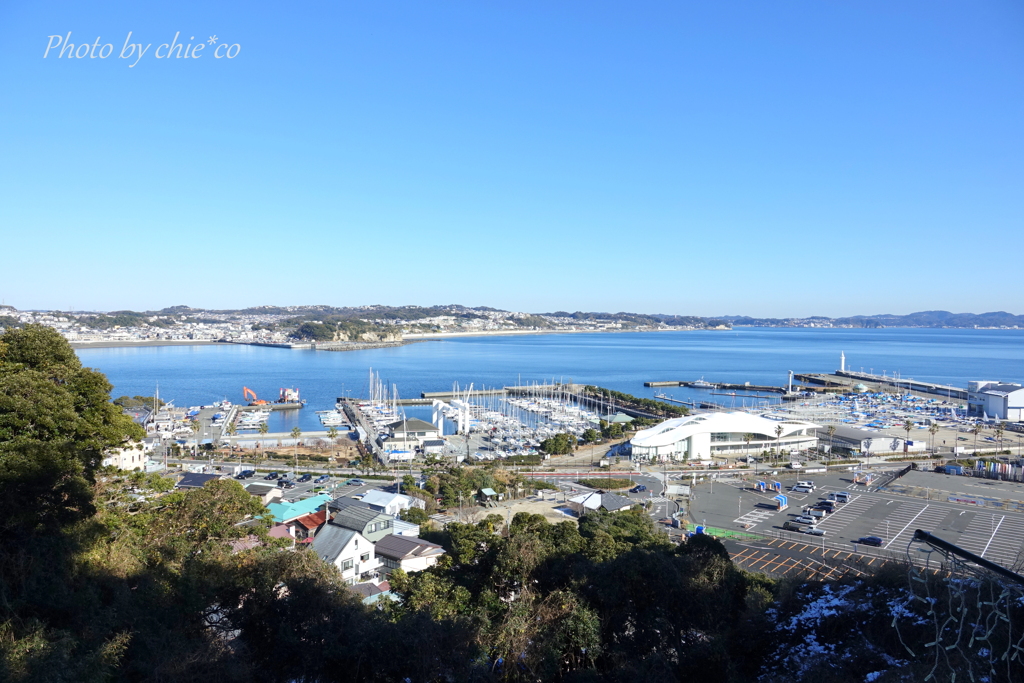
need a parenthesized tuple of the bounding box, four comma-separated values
(374, 535, 445, 576)
(288, 509, 327, 540)
(360, 490, 425, 517)
(244, 482, 283, 505)
(175, 472, 222, 490)
(568, 491, 636, 515)
(266, 493, 332, 524)
(312, 523, 379, 584)
(329, 505, 398, 543)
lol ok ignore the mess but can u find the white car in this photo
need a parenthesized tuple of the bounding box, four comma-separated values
(793, 515, 817, 525)
(803, 527, 826, 536)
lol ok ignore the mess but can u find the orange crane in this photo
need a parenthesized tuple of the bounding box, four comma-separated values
(242, 387, 269, 405)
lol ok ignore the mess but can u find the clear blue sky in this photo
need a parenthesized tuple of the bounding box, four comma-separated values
(2, 1, 1022, 317)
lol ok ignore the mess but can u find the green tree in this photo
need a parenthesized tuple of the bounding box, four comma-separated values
(972, 422, 983, 455)
(0, 325, 142, 532)
(929, 422, 940, 453)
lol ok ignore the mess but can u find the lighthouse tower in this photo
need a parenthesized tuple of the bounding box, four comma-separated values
(840, 351, 846, 373)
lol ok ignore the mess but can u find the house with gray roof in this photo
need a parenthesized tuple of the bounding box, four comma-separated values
(360, 490, 424, 516)
(374, 535, 445, 576)
(329, 505, 397, 543)
(568, 491, 637, 515)
(312, 524, 379, 585)
(174, 472, 222, 490)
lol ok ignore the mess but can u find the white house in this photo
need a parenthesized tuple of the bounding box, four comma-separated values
(360, 490, 426, 517)
(101, 443, 149, 470)
(968, 381, 1024, 421)
(629, 412, 821, 463)
(374, 535, 445, 576)
(312, 523, 380, 585)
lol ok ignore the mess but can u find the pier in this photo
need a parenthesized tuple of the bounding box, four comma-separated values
(645, 380, 787, 393)
(794, 372, 968, 400)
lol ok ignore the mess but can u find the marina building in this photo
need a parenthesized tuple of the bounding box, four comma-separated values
(813, 425, 925, 455)
(379, 418, 441, 453)
(629, 412, 821, 463)
(968, 381, 1024, 421)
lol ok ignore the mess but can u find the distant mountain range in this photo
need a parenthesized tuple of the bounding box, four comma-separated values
(720, 310, 1024, 328)
(4, 304, 1022, 330)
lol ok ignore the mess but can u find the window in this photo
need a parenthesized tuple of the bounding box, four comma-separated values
(369, 523, 377, 532)
(360, 553, 370, 562)
(382, 520, 391, 529)
(341, 559, 354, 571)
(382, 557, 400, 569)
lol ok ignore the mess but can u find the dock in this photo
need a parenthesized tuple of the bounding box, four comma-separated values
(645, 380, 787, 393)
(794, 372, 968, 400)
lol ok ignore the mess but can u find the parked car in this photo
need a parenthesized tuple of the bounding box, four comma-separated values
(314, 475, 330, 484)
(347, 479, 365, 486)
(782, 520, 807, 531)
(234, 470, 255, 480)
(264, 472, 280, 480)
(792, 485, 813, 493)
(828, 491, 850, 503)
(630, 485, 647, 493)
(803, 527, 826, 536)
(279, 479, 296, 489)
(793, 516, 817, 525)
(298, 473, 313, 483)
(857, 536, 884, 547)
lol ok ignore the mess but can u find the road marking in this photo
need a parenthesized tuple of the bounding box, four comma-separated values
(981, 515, 1005, 557)
(884, 504, 929, 549)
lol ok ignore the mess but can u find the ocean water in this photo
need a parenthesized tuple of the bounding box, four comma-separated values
(75, 328, 1024, 432)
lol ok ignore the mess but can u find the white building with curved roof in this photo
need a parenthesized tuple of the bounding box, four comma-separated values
(629, 412, 821, 463)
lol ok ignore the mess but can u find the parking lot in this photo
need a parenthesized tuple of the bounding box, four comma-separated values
(692, 471, 1024, 569)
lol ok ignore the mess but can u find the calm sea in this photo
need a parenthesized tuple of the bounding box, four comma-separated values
(75, 328, 1024, 433)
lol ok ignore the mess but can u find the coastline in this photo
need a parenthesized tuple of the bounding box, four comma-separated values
(70, 328, 713, 349)
(71, 340, 224, 350)
(402, 328, 704, 340)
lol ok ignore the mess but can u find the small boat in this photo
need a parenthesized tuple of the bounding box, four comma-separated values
(691, 377, 717, 389)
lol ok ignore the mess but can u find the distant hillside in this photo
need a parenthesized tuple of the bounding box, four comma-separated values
(721, 310, 1024, 328)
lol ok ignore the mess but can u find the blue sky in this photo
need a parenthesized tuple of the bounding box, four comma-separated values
(1, 1, 1022, 317)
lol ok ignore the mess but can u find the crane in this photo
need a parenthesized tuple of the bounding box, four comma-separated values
(243, 387, 269, 406)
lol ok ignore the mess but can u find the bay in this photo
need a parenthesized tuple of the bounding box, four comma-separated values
(75, 328, 1024, 433)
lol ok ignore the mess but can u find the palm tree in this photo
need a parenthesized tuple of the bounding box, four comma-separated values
(291, 426, 302, 474)
(995, 424, 1005, 454)
(258, 421, 269, 467)
(190, 420, 201, 459)
(903, 419, 914, 456)
(971, 423, 983, 456)
(743, 433, 754, 464)
(774, 425, 784, 467)
(928, 423, 939, 454)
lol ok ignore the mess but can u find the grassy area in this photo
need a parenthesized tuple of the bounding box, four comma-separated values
(577, 478, 633, 490)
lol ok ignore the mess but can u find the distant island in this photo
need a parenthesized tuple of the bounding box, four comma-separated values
(0, 304, 1020, 347)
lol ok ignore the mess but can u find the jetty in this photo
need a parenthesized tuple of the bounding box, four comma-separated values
(645, 380, 787, 394)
